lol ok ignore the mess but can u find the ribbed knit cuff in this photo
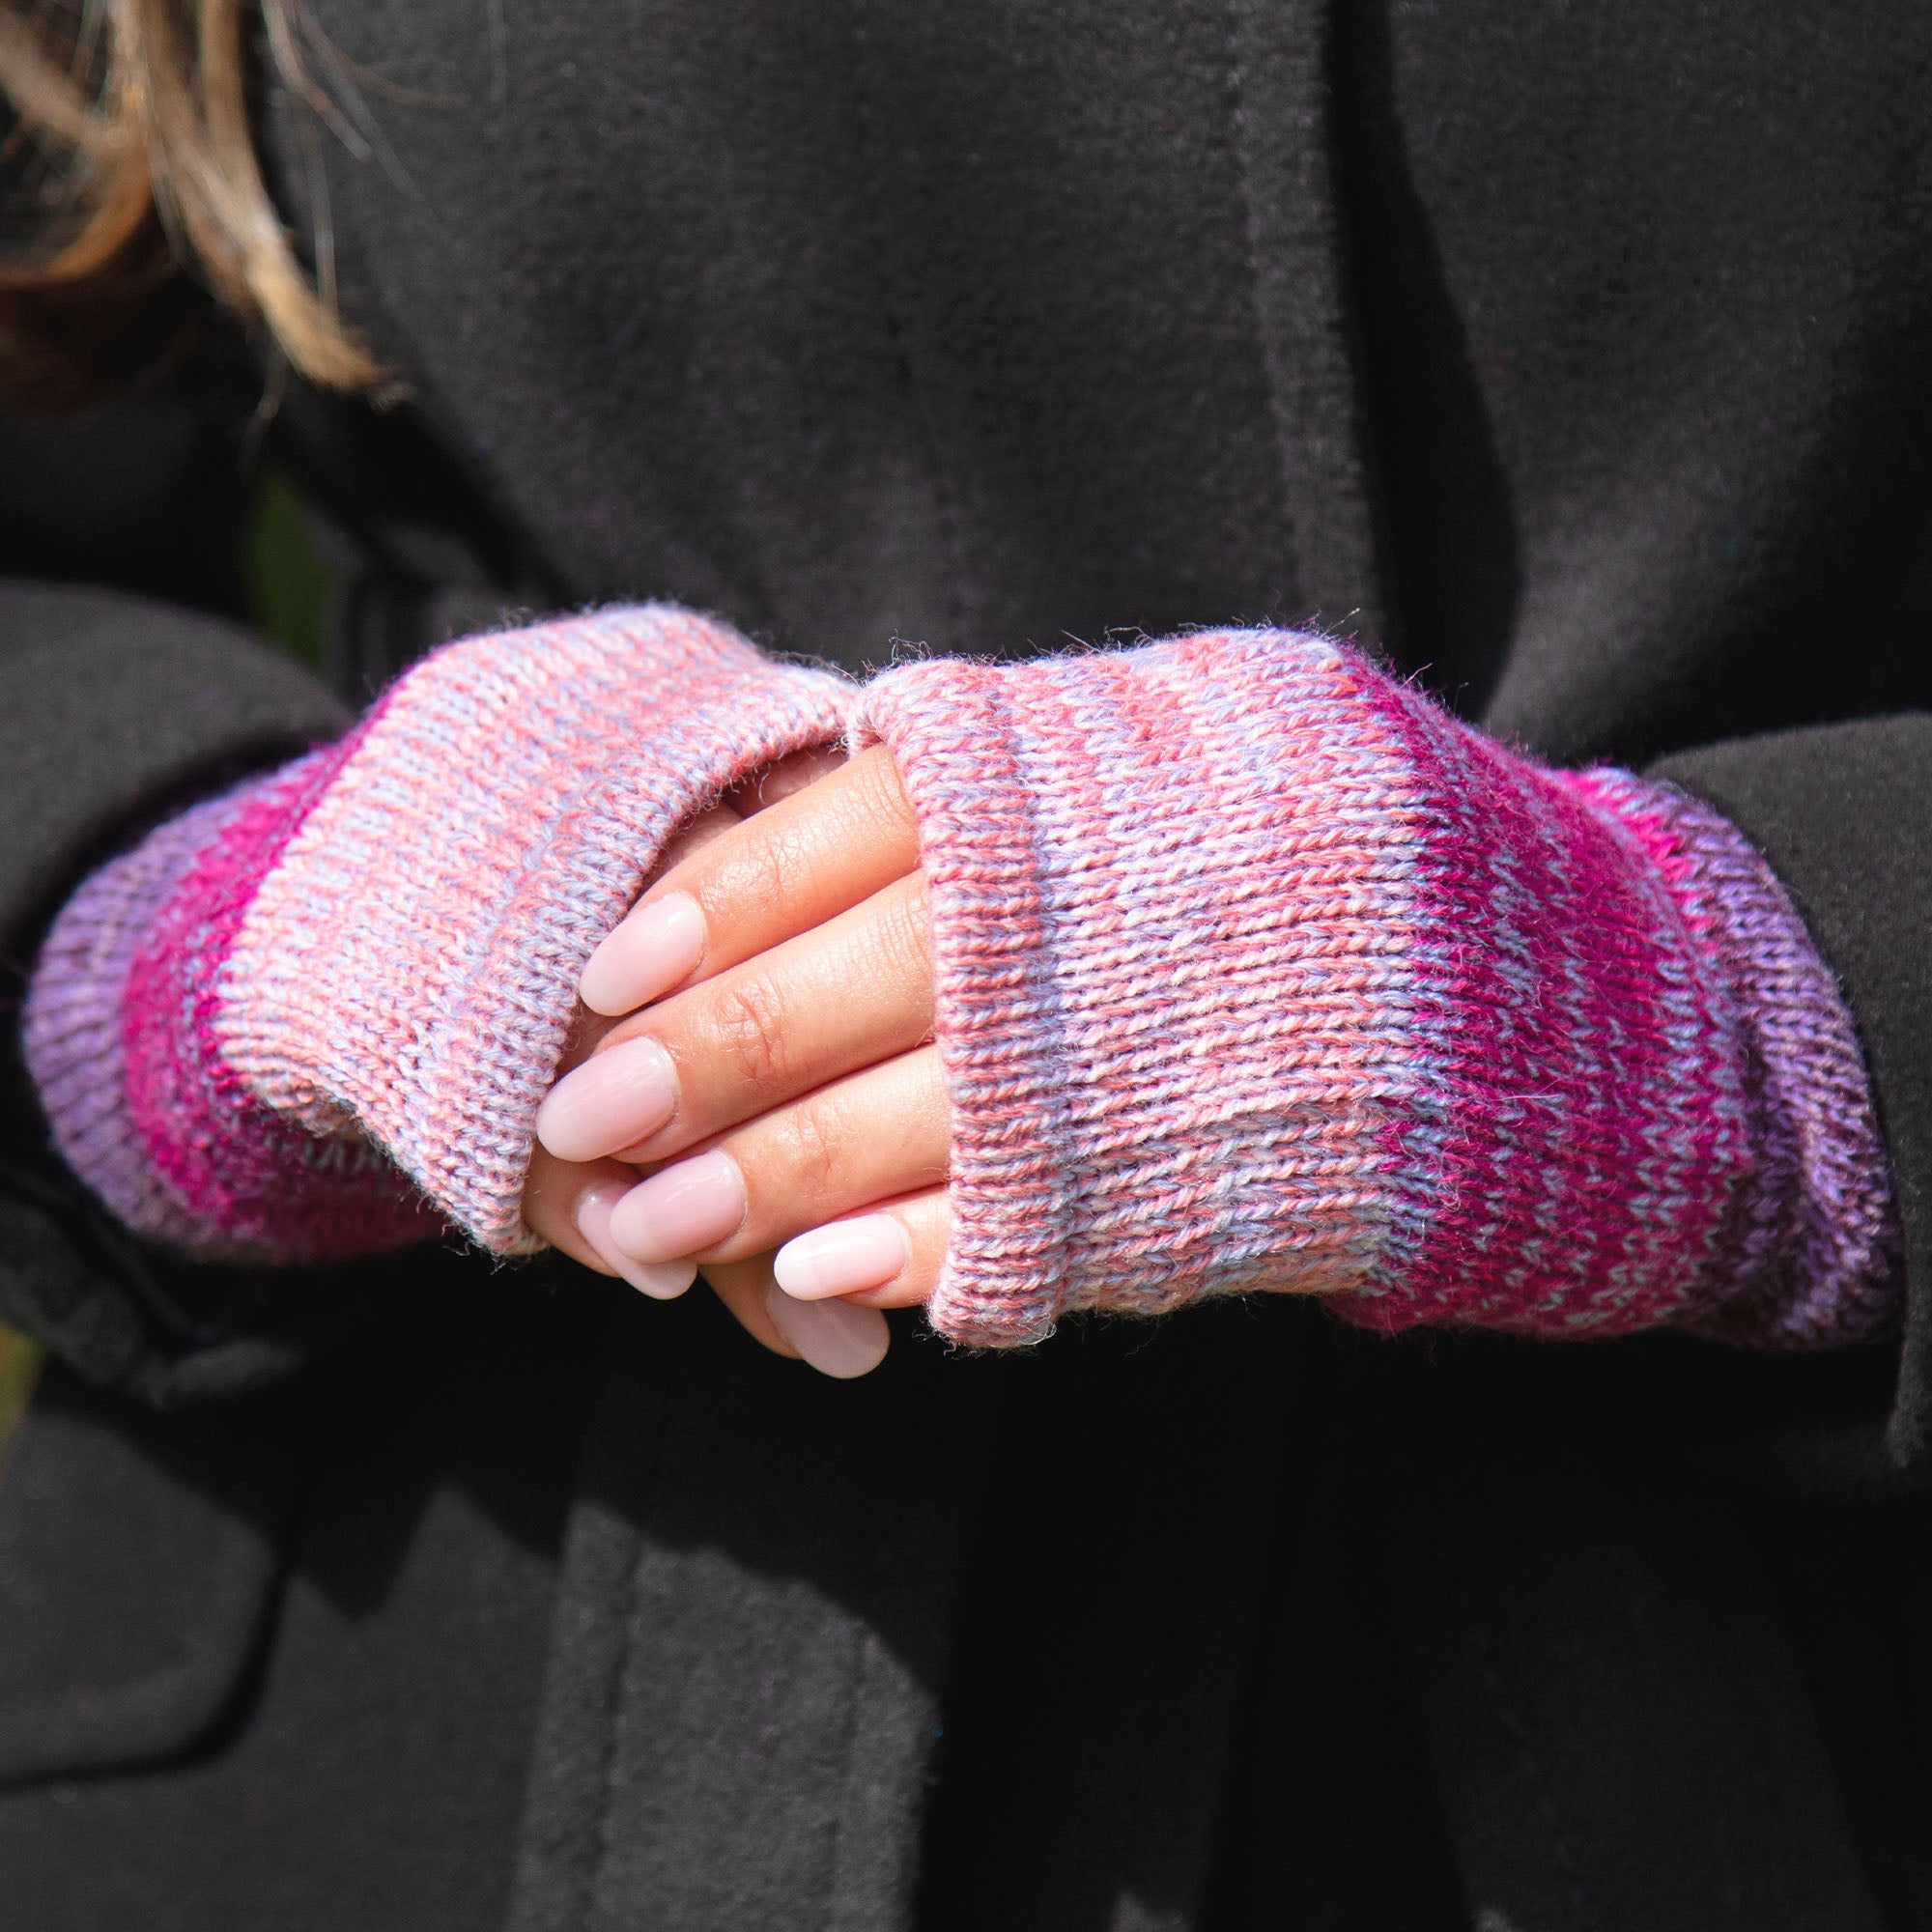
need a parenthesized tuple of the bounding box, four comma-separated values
(857, 629, 1899, 1350)
(217, 606, 851, 1252)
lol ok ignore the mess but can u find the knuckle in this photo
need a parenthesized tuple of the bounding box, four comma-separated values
(715, 823, 806, 922)
(875, 877, 933, 980)
(749, 832, 801, 916)
(853, 883, 934, 1031)
(853, 743, 915, 836)
(767, 1098, 847, 1203)
(704, 972, 796, 1093)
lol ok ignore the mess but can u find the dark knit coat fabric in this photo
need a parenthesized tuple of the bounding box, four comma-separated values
(4, 3, 1932, 1927)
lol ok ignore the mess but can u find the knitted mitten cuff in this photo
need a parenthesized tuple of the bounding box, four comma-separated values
(24, 606, 849, 1260)
(856, 629, 1899, 1350)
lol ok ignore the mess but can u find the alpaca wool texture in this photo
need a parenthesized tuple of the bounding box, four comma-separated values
(859, 629, 1900, 1350)
(26, 611, 1899, 1350)
(8, 8, 1932, 1918)
(22, 606, 849, 1258)
(21, 755, 426, 1263)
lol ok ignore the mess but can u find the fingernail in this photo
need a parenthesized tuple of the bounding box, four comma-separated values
(764, 1282, 891, 1378)
(581, 892, 705, 1016)
(608, 1150, 746, 1264)
(575, 1181, 696, 1300)
(536, 1035, 677, 1161)
(774, 1214, 908, 1300)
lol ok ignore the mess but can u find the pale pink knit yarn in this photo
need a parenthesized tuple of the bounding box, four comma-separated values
(25, 606, 849, 1260)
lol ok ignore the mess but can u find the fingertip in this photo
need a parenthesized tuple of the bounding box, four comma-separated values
(764, 1282, 891, 1378)
(576, 1179, 697, 1299)
(535, 1035, 678, 1161)
(773, 1213, 908, 1300)
(580, 891, 706, 1015)
(776, 1190, 950, 1310)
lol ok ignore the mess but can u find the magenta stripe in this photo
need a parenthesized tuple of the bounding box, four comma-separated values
(120, 723, 427, 1258)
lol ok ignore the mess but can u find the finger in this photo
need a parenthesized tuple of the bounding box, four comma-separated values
(554, 798, 744, 1046)
(726, 743, 849, 814)
(522, 1143, 697, 1300)
(604, 1044, 949, 1265)
(699, 1252, 801, 1358)
(579, 744, 918, 1015)
(773, 1186, 950, 1310)
(544, 798, 749, 1090)
(537, 872, 933, 1165)
(548, 802, 736, 1091)
(702, 1252, 892, 1378)
(654, 798, 749, 872)
(763, 1279, 892, 1376)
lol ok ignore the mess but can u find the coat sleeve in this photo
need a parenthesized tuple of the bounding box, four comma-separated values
(1650, 717, 1932, 1482)
(0, 582, 353, 1404)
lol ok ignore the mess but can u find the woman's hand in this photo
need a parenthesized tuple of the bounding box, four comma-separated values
(521, 747, 950, 1375)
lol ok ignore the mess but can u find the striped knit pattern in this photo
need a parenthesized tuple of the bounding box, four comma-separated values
(24, 606, 849, 1260)
(23, 767, 426, 1261)
(857, 629, 1899, 1350)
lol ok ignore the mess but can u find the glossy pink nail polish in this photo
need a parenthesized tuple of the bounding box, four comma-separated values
(764, 1283, 891, 1378)
(773, 1215, 909, 1300)
(580, 891, 706, 1016)
(607, 1149, 747, 1264)
(574, 1181, 696, 1300)
(536, 1034, 678, 1162)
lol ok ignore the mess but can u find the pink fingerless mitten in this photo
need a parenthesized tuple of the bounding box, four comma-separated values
(858, 629, 1900, 1350)
(24, 606, 848, 1260)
